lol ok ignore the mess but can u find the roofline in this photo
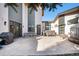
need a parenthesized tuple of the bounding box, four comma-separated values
(52, 6, 79, 23)
(59, 6, 79, 15)
(42, 21, 53, 23)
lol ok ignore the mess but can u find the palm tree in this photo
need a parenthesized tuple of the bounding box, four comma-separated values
(28, 3, 62, 11)
(27, 3, 63, 16)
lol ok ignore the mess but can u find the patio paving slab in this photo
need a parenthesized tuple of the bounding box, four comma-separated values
(0, 36, 79, 56)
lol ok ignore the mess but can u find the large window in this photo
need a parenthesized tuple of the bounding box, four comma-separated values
(45, 22, 51, 30)
(59, 26, 65, 34)
(59, 16, 65, 34)
(10, 21, 22, 37)
(28, 26, 35, 32)
(68, 17, 79, 25)
(45, 26, 50, 30)
(59, 17, 65, 25)
(28, 8, 35, 32)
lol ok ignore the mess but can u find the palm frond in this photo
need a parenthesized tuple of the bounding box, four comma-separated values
(4, 3, 63, 14)
(4, 3, 18, 13)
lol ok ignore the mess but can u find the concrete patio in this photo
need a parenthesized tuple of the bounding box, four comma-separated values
(0, 36, 79, 56)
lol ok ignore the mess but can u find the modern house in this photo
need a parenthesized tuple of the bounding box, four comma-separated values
(0, 3, 42, 37)
(51, 6, 79, 37)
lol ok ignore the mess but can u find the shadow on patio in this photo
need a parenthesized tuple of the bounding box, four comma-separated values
(33, 39, 79, 56)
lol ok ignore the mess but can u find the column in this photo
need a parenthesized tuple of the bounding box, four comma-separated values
(35, 7, 42, 35)
(22, 4, 28, 36)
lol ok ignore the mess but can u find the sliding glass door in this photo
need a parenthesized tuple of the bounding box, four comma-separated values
(10, 21, 22, 38)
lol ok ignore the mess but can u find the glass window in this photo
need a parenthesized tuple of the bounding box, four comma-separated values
(28, 26, 35, 32)
(59, 17, 65, 25)
(28, 8, 35, 32)
(68, 17, 78, 25)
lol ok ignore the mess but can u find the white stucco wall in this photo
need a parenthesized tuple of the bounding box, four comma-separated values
(51, 22, 54, 30)
(35, 7, 42, 34)
(9, 3, 22, 24)
(0, 3, 9, 34)
(42, 22, 45, 32)
(22, 4, 28, 36)
(64, 14, 79, 36)
(51, 18, 59, 34)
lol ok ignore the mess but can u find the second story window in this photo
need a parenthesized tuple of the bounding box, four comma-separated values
(59, 16, 65, 26)
(68, 17, 79, 25)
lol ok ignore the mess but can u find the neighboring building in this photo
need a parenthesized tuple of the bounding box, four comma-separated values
(0, 3, 42, 37)
(51, 6, 79, 37)
(42, 21, 51, 32)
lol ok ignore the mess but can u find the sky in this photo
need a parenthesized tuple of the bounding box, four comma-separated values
(42, 3, 79, 21)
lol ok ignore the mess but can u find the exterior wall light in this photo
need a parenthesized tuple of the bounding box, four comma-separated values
(4, 21, 7, 25)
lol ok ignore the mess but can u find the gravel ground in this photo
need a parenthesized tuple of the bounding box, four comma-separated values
(0, 36, 79, 56)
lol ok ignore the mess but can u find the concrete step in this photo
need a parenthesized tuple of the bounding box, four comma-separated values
(23, 32, 37, 37)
